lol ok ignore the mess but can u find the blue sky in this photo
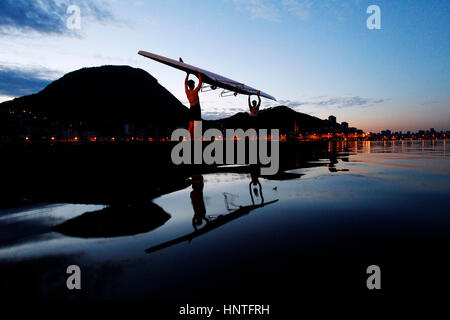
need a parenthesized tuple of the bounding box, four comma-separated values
(0, 0, 448, 132)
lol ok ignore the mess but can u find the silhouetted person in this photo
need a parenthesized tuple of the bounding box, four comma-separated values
(249, 164, 264, 205)
(248, 94, 261, 117)
(328, 154, 339, 172)
(185, 72, 203, 137)
(190, 174, 208, 230)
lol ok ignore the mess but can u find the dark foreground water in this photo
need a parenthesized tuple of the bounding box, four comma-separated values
(0, 140, 449, 313)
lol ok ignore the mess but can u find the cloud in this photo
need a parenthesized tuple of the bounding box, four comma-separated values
(202, 111, 238, 120)
(233, 0, 281, 22)
(282, 0, 354, 22)
(202, 106, 247, 120)
(421, 100, 439, 106)
(0, 0, 112, 36)
(313, 96, 384, 108)
(233, 0, 354, 23)
(192, 94, 384, 120)
(269, 96, 385, 109)
(282, 0, 312, 21)
(276, 99, 305, 108)
(0, 95, 15, 103)
(0, 66, 59, 96)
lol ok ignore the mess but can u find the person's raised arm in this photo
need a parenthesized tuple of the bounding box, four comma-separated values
(194, 73, 203, 92)
(248, 95, 252, 107)
(185, 73, 189, 92)
(257, 95, 261, 108)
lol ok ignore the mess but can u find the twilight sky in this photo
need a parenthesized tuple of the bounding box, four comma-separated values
(0, 0, 448, 132)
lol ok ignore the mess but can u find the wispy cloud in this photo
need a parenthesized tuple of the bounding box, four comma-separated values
(311, 96, 385, 108)
(282, 0, 312, 21)
(203, 111, 239, 120)
(202, 104, 247, 120)
(421, 100, 439, 106)
(0, 0, 113, 36)
(199, 94, 384, 120)
(233, 0, 281, 22)
(0, 95, 15, 103)
(0, 65, 60, 96)
(269, 96, 385, 109)
(275, 99, 305, 108)
(234, 0, 353, 22)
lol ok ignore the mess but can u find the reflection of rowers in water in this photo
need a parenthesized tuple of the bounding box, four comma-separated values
(146, 198, 278, 254)
(247, 100, 263, 205)
(249, 164, 264, 205)
(146, 169, 278, 255)
(328, 153, 349, 173)
(191, 174, 209, 230)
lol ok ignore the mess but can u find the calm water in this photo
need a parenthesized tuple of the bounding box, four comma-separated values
(0, 140, 449, 303)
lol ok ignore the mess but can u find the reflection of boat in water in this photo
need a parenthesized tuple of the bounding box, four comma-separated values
(53, 203, 171, 238)
(145, 199, 278, 254)
(146, 167, 277, 254)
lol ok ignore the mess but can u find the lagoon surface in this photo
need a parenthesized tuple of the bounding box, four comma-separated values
(0, 140, 449, 304)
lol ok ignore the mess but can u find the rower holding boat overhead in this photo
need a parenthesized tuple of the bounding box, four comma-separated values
(248, 94, 261, 117)
(185, 72, 203, 137)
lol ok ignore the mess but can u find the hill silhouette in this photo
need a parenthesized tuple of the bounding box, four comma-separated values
(0, 65, 330, 139)
(208, 105, 326, 133)
(2, 65, 189, 126)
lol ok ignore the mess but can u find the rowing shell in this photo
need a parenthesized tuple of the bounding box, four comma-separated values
(138, 50, 276, 101)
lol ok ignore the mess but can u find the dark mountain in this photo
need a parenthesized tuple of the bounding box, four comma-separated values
(0, 65, 330, 140)
(1, 65, 189, 125)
